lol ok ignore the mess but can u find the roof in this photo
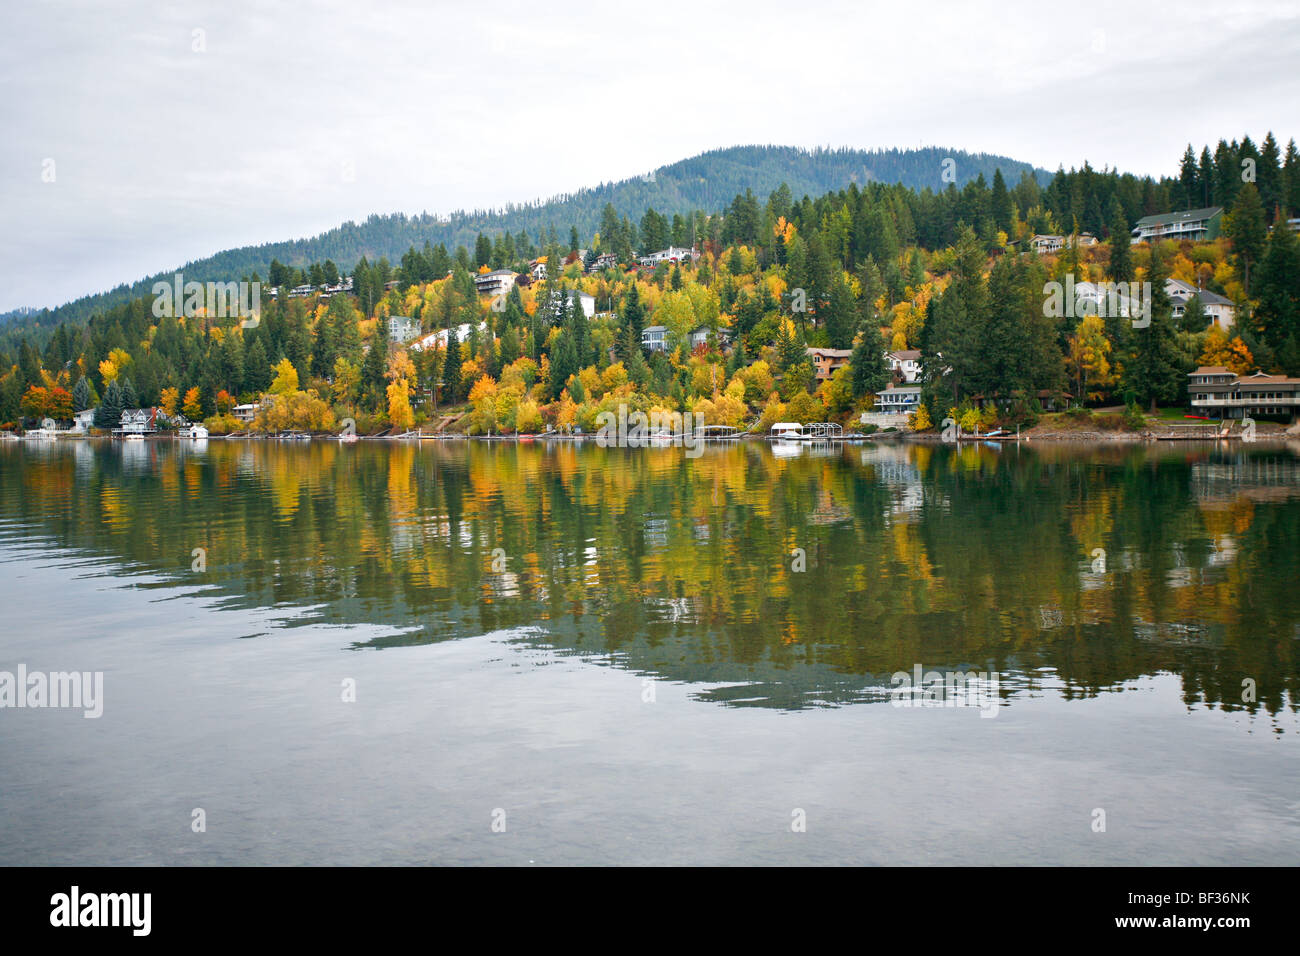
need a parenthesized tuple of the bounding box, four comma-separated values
(476, 269, 514, 278)
(1190, 366, 1233, 375)
(1195, 289, 1233, 306)
(889, 349, 921, 361)
(642, 325, 667, 333)
(1240, 371, 1300, 384)
(1134, 206, 1222, 228)
(881, 383, 921, 392)
(806, 348, 852, 358)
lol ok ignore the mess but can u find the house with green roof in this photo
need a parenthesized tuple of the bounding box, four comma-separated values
(1132, 206, 1222, 243)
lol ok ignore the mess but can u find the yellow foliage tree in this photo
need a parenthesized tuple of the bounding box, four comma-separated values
(1198, 326, 1254, 375)
(270, 358, 299, 395)
(182, 387, 202, 420)
(387, 379, 414, 431)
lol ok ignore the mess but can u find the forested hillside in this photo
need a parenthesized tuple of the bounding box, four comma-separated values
(4, 132, 1298, 439)
(5, 145, 1048, 340)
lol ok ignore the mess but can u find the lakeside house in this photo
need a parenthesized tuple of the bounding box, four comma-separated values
(887, 349, 921, 384)
(1166, 278, 1235, 330)
(232, 403, 259, 424)
(806, 347, 852, 382)
(528, 257, 548, 280)
(116, 408, 160, 435)
(641, 325, 669, 352)
(1188, 367, 1300, 419)
(874, 384, 922, 415)
(474, 269, 517, 298)
(1132, 206, 1223, 243)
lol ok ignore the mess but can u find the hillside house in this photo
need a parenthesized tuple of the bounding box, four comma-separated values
(1132, 206, 1223, 243)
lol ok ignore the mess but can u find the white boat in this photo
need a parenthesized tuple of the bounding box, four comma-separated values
(124, 433, 145, 442)
(339, 433, 359, 443)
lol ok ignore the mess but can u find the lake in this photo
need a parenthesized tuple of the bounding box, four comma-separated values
(1, 437, 1297, 864)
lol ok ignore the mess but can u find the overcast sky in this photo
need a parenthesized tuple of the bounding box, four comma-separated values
(1, 0, 1296, 313)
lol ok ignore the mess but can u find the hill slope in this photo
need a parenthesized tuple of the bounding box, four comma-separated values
(10, 144, 1050, 338)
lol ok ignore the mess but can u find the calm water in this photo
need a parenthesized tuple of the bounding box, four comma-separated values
(1, 437, 1297, 865)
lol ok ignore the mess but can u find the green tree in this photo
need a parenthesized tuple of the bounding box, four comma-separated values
(850, 322, 889, 398)
(1227, 183, 1267, 293)
(1124, 243, 1183, 412)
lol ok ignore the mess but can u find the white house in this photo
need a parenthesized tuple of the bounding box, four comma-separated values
(1166, 278, 1235, 330)
(639, 246, 698, 268)
(564, 289, 596, 319)
(887, 349, 921, 384)
(641, 325, 669, 352)
(874, 384, 922, 414)
(71, 408, 96, 433)
(117, 408, 159, 435)
(474, 269, 516, 298)
(387, 315, 420, 344)
(410, 322, 487, 352)
(1030, 235, 1066, 255)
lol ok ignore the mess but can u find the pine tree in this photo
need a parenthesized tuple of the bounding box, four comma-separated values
(1255, 218, 1300, 359)
(1108, 199, 1134, 285)
(990, 169, 1014, 234)
(1124, 244, 1183, 413)
(1228, 183, 1267, 293)
(94, 379, 124, 430)
(850, 322, 889, 398)
(823, 272, 857, 349)
(442, 326, 462, 405)
(72, 376, 91, 412)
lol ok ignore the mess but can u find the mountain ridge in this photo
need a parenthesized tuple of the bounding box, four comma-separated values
(8, 144, 1051, 335)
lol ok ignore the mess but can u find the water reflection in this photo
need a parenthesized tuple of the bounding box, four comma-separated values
(2, 437, 1298, 719)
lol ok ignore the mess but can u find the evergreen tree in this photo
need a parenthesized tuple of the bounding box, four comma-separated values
(94, 379, 124, 430)
(1255, 218, 1300, 360)
(245, 336, 272, 394)
(990, 168, 1014, 234)
(120, 377, 138, 410)
(823, 272, 857, 349)
(1124, 243, 1183, 413)
(850, 321, 889, 398)
(1108, 198, 1134, 285)
(1227, 183, 1267, 293)
(72, 376, 91, 412)
(442, 326, 462, 404)
(549, 329, 578, 398)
